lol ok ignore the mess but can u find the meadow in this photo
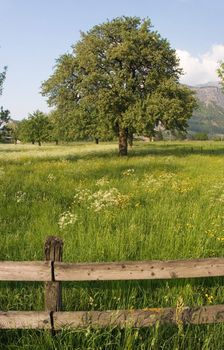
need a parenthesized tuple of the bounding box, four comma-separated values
(0, 141, 224, 349)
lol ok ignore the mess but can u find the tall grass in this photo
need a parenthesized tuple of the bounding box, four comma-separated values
(0, 141, 224, 349)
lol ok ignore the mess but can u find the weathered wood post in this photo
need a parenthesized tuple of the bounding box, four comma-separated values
(44, 236, 63, 315)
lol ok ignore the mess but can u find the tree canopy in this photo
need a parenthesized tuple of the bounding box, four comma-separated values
(19, 110, 51, 146)
(0, 66, 7, 96)
(0, 107, 10, 128)
(42, 16, 196, 155)
(0, 66, 9, 129)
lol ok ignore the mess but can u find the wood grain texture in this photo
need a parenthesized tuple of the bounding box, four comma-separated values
(44, 236, 63, 312)
(0, 312, 51, 329)
(53, 305, 224, 329)
(0, 257, 224, 282)
(1, 305, 224, 329)
(0, 261, 51, 281)
(54, 258, 224, 281)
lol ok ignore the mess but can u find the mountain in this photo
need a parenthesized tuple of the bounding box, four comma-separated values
(194, 81, 221, 88)
(188, 82, 224, 136)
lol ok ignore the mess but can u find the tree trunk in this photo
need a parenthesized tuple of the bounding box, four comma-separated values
(95, 138, 99, 144)
(119, 128, 128, 156)
(38, 140, 41, 146)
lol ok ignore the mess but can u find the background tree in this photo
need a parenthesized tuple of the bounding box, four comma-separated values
(192, 132, 209, 141)
(0, 106, 10, 127)
(0, 65, 9, 130)
(19, 110, 51, 146)
(18, 118, 34, 144)
(0, 108, 11, 143)
(0, 66, 7, 96)
(7, 120, 19, 144)
(42, 16, 196, 155)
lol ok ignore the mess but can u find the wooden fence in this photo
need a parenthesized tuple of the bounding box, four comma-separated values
(1, 236, 224, 330)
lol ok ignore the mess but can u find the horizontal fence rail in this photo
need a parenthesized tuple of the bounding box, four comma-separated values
(1, 305, 224, 329)
(1, 258, 224, 282)
(0, 261, 51, 281)
(54, 258, 224, 281)
(0, 311, 51, 329)
(0, 236, 224, 331)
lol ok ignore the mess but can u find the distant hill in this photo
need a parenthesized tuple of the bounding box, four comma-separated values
(188, 82, 224, 136)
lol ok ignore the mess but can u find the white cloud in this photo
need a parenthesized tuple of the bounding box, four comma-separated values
(177, 44, 224, 85)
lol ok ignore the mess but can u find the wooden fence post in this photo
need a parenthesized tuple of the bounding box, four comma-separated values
(44, 236, 63, 313)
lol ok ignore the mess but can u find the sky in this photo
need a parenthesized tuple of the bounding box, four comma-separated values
(0, 0, 224, 119)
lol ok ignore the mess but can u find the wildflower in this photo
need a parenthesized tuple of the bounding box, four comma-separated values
(205, 293, 214, 304)
(90, 188, 129, 212)
(15, 191, 26, 203)
(89, 296, 94, 305)
(47, 173, 56, 183)
(171, 179, 192, 193)
(74, 187, 130, 212)
(208, 183, 224, 202)
(58, 211, 78, 230)
(96, 177, 110, 186)
(143, 172, 175, 192)
(73, 189, 91, 204)
(122, 168, 135, 176)
(143, 172, 193, 194)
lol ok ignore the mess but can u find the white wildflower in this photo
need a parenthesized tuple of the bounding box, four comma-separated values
(74, 187, 130, 212)
(15, 191, 26, 203)
(47, 173, 56, 183)
(90, 188, 129, 212)
(73, 189, 92, 204)
(89, 296, 94, 305)
(58, 211, 78, 230)
(96, 177, 110, 186)
(143, 172, 192, 194)
(122, 168, 135, 176)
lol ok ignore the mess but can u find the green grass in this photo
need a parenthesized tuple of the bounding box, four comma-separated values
(0, 141, 224, 349)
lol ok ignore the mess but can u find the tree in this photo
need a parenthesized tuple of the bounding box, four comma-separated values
(193, 132, 209, 141)
(0, 65, 9, 129)
(18, 118, 35, 144)
(48, 109, 76, 144)
(7, 120, 19, 144)
(0, 106, 10, 127)
(0, 66, 7, 96)
(42, 16, 196, 155)
(19, 110, 51, 146)
(42, 54, 102, 143)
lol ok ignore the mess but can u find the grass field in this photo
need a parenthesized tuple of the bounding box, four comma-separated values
(0, 141, 224, 349)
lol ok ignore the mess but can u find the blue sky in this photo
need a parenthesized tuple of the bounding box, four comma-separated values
(0, 0, 224, 119)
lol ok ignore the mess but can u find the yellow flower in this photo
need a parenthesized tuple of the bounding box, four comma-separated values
(205, 294, 214, 304)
